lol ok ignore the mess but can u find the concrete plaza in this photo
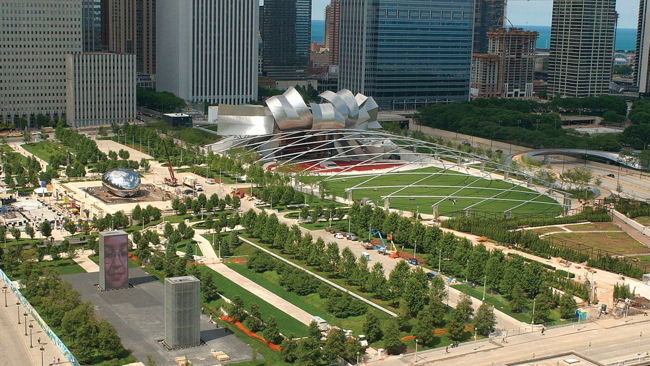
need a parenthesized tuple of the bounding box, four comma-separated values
(63, 268, 255, 366)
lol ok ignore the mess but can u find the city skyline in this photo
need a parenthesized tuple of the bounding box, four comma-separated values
(311, 0, 639, 28)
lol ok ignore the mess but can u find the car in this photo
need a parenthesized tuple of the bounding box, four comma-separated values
(607, 173, 616, 178)
(346, 233, 358, 241)
(334, 233, 344, 239)
(427, 272, 436, 280)
(407, 258, 418, 266)
(205, 178, 216, 184)
(195, 183, 203, 191)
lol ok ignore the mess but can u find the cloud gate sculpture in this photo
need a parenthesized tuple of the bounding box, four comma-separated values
(215, 87, 380, 136)
(102, 168, 141, 197)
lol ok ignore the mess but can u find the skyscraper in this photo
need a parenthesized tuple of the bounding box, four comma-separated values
(0, 0, 83, 125)
(325, 0, 341, 65)
(548, 0, 616, 97)
(262, 0, 312, 79)
(339, 0, 474, 110)
(488, 28, 538, 98)
(636, 0, 650, 94)
(83, 0, 103, 52)
(102, 0, 155, 76)
(156, 0, 258, 104)
(473, 0, 505, 54)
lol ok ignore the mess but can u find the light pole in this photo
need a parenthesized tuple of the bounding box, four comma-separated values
(414, 338, 418, 363)
(482, 275, 487, 301)
(16, 302, 20, 324)
(473, 327, 478, 350)
(2, 285, 7, 307)
(39, 345, 44, 366)
(531, 298, 536, 328)
(23, 312, 28, 335)
(29, 323, 33, 348)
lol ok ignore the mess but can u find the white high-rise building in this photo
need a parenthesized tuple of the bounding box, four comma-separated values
(636, 0, 650, 95)
(156, 0, 258, 104)
(66, 53, 136, 128)
(0, 0, 82, 125)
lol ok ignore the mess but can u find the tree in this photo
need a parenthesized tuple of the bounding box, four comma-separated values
(9, 227, 21, 240)
(362, 312, 383, 343)
(447, 315, 465, 342)
(533, 292, 552, 324)
(263, 316, 281, 344)
(200, 270, 219, 302)
(429, 275, 447, 301)
(280, 334, 298, 363)
(322, 329, 345, 363)
(97, 319, 124, 359)
(403, 277, 427, 317)
(473, 303, 496, 336)
(429, 296, 446, 327)
(245, 303, 263, 332)
(414, 306, 436, 345)
(559, 292, 577, 319)
(455, 294, 474, 322)
(383, 320, 404, 355)
(118, 149, 130, 160)
(510, 284, 526, 313)
(228, 296, 247, 322)
(24, 224, 35, 240)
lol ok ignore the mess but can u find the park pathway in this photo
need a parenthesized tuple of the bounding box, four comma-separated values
(71, 249, 100, 273)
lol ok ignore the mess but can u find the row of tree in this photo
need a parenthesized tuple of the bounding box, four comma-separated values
(17, 262, 128, 364)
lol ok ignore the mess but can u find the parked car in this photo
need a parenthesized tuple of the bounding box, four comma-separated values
(205, 178, 216, 184)
(334, 233, 344, 239)
(346, 233, 358, 241)
(407, 258, 418, 266)
(607, 173, 616, 178)
(427, 272, 436, 281)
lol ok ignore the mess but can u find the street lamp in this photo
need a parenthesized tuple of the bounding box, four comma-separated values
(414, 338, 418, 363)
(2, 285, 7, 307)
(39, 345, 44, 366)
(23, 312, 28, 335)
(16, 302, 20, 324)
(474, 327, 478, 350)
(29, 323, 33, 348)
(531, 298, 536, 328)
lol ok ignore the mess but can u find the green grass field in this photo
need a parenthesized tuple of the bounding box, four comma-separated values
(304, 167, 562, 218)
(37, 258, 86, 274)
(22, 141, 68, 163)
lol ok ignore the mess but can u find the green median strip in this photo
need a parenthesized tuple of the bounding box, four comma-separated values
(197, 266, 308, 337)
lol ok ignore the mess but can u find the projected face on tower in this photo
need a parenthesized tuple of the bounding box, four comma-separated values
(100, 231, 129, 290)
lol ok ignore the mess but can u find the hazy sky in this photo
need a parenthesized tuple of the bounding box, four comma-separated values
(311, 0, 639, 29)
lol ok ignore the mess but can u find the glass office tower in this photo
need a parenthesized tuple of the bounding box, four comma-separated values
(262, 0, 312, 79)
(339, 0, 474, 110)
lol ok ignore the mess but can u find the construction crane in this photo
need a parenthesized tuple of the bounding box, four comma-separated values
(371, 230, 398, 258)
(161, 137, 178, 187)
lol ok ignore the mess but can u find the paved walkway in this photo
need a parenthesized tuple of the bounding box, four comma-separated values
(9, 142, 48, 170)
(71, 249, 100, 273)
(0, 281, 68, 366)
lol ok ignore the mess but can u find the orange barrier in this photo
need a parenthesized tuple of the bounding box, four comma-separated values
(220, 315, 280, 352)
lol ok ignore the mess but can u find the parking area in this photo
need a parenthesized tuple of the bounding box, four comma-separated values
(1, 197, 64, 231)
(62, 268, 256, 366)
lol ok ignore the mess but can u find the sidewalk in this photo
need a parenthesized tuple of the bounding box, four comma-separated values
(71, 249, 100, 273)
(0, 285, 67, 366)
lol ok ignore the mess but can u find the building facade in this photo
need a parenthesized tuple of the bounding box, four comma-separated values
(0, 0, 83, 125)
(473, 0, 504, 54)
(262, 0, 312, 79)
(471, 54, 502, 98)
(325, 0, 341, 65)
(548, 0, 616, 97)
(339, 0, 474, 110)
(66, 53, 136, 128)
(164, 276, 201, 349)
(156, 0, 258, 104)
(102, 0, 155, 76)
(83, 0, 103, 52)
(488, 28, 538, 98)
(636, 0, 650, 94)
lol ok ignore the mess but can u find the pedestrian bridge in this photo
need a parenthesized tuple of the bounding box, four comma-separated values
(515, 149, 638, 169)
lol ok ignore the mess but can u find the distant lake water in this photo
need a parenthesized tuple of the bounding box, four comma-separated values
(311, 20, 637, 52)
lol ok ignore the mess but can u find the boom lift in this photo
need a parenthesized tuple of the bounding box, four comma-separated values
(371, 230, 398, 257)
(161, 138, 178, 186)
